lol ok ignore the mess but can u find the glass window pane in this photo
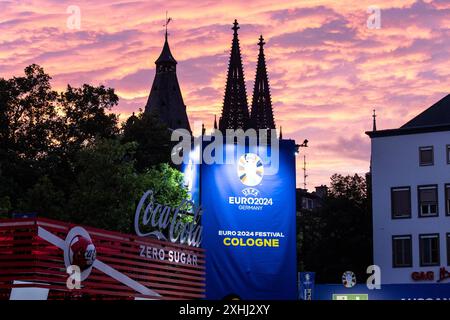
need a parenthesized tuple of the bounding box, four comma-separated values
(420, 235, 439, 265)
(420, 148, 433, 165)
(392, 189, 410, 217)
(447, 146, 450, 164)
(424, 239, 431, 264)
(447, 235, 450, 266)
(431, 238, 439, 263)
(406, 239, 412, 265)
(446, 186, 450, 215)
(393, 237, 411, 267)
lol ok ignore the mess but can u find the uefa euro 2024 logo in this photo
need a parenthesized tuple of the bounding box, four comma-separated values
(229, 153, 273, 210)
(237, 153, 264, 187)
(238, 153, 263, 198)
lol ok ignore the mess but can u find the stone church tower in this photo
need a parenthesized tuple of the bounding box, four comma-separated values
(144, 29, 191, 132)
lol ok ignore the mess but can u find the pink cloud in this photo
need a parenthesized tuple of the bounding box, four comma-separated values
(1, 0, 449, 188)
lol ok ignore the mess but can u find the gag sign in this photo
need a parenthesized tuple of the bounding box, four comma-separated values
(201, 140, 297, 300)
(134, 190, 203, 266)
(411, 267, 450, 283)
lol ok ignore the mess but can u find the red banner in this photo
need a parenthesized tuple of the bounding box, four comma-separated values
(0, 218, 205, 300)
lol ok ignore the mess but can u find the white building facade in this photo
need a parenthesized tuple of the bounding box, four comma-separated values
(368, 95, 450, 285)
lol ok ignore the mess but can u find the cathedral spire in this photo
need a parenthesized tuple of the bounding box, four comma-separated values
(219, 19, 250, 132)
(250, 35, 275, 131)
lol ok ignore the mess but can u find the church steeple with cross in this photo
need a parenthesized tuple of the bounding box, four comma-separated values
(218, 20, 250, 132)
(144, 14, 191, 132)
(250, 35, 275, 131)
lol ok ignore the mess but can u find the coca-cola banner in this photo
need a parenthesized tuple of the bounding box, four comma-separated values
(201, 140, 297, 299)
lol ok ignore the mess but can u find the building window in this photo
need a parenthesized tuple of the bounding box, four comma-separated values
(302, 198, 314, 210)
(392, 235, 412, 268)
(418, 185, 438, 217)
(391, 187, 411, 219)
(419, 146, 434, 166)
(447, 234, 450, 266)
(447, 145, 450, 164)
(446, 184, 450, 216)
(419, 234, 440, 266)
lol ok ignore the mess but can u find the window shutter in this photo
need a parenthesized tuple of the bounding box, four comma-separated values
(420, 188, 436, 202)
(393, 189, 410, 216)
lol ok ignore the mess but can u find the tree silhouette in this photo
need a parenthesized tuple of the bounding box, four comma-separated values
(0, 64, 186, 231)
(122, 110, 172, 171)
(297, 174, 373, 284)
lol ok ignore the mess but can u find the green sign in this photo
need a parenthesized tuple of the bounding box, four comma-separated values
(332, 294, 369, 300)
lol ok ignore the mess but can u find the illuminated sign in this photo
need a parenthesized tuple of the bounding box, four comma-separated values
(201, 140, 297, 300)
(439, 267, 450, 282)
(411, 271, 434, 281)
(134, 190, 202, 247)
(181, 144, 201, 208)
(139, 244, 198, 266)
(410, 267, 450, 283)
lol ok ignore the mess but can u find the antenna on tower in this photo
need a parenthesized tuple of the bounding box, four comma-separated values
(303, 155, 308, 190)
(372, 109, 377, 132)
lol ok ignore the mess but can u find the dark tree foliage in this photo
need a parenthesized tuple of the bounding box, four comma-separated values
(122, 110, 172, 171)
(0, 65, 120, 214)
(297, 174, 373, 284)
(1, 65, 60, 212)
(58, 84, 119, 150)
(0, 64, 59, 158)
(65, 140, 187, 233)
(0, 65, 185, 232)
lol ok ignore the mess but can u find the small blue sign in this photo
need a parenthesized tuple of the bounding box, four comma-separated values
(299, 272, 315, 300)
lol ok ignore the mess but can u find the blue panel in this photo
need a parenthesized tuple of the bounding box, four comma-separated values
(201, 140, 297, 300)
(181, 144, 201, 210)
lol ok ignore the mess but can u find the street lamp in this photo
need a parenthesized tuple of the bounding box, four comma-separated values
(295, 139, 308, 156)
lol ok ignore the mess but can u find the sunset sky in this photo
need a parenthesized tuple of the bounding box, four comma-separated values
(1, 0, 449, 188)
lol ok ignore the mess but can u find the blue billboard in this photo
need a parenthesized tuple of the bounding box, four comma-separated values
(201, 139, 297, 300)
